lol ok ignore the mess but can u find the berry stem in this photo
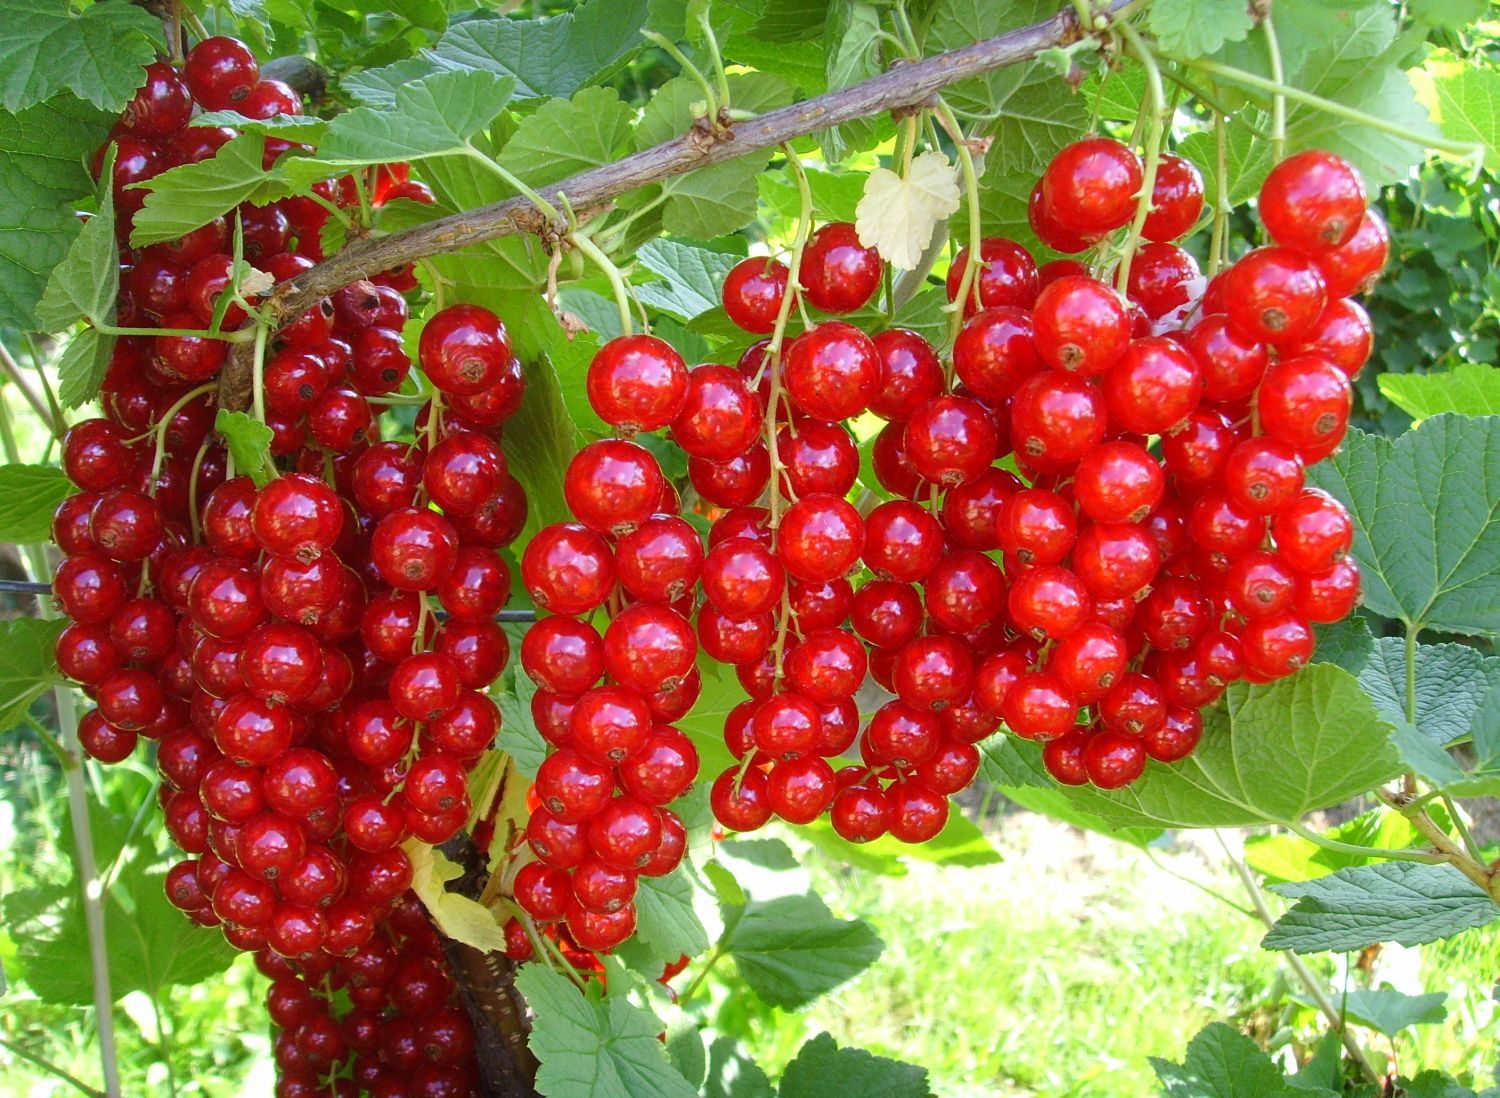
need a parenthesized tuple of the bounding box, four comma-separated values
(764, 143, 815, 536)
(569, 232, 634, 338)
(1113, 21, 1165, 296)
(1179, 56, 1485, 160)
(934, 97, 985, 355)
(148, 382, 216, 487)
(1261, 12, 1287, 164)
(250, 315, 270, 425)
(1207, 108, 1229, 277)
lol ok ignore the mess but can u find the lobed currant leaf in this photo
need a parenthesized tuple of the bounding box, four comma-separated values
(0, 465, 75, 545)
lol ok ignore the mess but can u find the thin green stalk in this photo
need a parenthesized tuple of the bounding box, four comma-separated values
(1208, 109, 1230, 276)
(570, 234, 633, 339)
(676, 941, 727, 1007)
(23, 333, 67, 437)
(150, 990, 180, 1098)
(1180, 56, 1485, 159)
(250, 319, 269, 426)
(1285, 819, 1443, 864)
(1262, 12, 1286, 163)
(1113, 22, 1166, 295)
(1404, 621, 1419, 796)
(0, 338, 66, 435)
(1142, 847, 1257, 918)
(1439, 794, 1488, 865)
(460, 145, 562, 224)
(99, 323, 253, 342)
(641, 31, 720, 122)
(934, 98, 985, 356)
(694, 8, 732, 114)
(1218, 834, 1382, 1083)
(0, 1037, 106, 1098)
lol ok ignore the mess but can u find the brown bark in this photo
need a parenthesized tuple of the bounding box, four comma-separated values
(217, 0, 1128, 409)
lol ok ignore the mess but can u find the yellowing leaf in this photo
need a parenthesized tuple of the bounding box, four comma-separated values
(405, 840, 510, 952)
(855, 151, 960, 270)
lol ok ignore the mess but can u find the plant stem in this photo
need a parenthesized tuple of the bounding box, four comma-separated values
(676, 941, 726, 1007)
(1218, 833, 1383, 1083)
(0, 338, 67, 435)
(569, 233, 634, 338)
(1113, 22, 1165, 296)
(1375, 789, 1500, 899)
(461, 145, 563, 224)
(1284, 819, 1443, 864)
(150, 989, 180, 1098)
(1208, 109, 1230, 276)
(642, 31, 720, 121)
(695, 9, 733, 115)
(1262, 12, 1286, 162)
(1404, 621, 1419, 796)
(1439, 794, 1488, 865)
(0, 398, 121, 1097)
(0, 1037, 107, 1098)
(1180, 57, 1484, 160)
(251, 319, 269, 426)
(933, 98, 984, 356)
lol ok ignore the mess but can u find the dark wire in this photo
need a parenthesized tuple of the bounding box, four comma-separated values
(0, 578, 539, 622)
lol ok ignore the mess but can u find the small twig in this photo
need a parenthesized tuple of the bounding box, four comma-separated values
(0, 339, 67, 436)
(0, 1037, 107, 1098)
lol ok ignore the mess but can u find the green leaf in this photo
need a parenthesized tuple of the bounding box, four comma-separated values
(634, 239, 744, 322)
(705, 1035, 774, 1098)
(0, 465, 73, 545)
(0, 618, 64, 735)
(432, 0, 651, 100)
(1246, 808, 1435, 883)
(1307, 417, 1500, 636)
(1327, 989, 1447, 1037)
(720, 891, 882, 1008)
(758, 166, 867, 224)
(1052, 665, 1400, 831)
(191, 111, 329, 142)
(1400, 685, 1500, 797)
(816, 1, 884, 163)
(496, 669, 548, 779)
(1358, 638, 1500, 747)
(35, 176, 116, 331)
(515, 964, 700, 1098)
(779, 1032, 933, 1098)
(496, 86, 634, 190)
(927, 0, 1088, 176)
(4, 860, 237, 1005)
(1378, 363, 1500, 420)
(1263, 862, 1500, 953)
(0, 94, 112, 331)
(301, 70, 515, 174)
(1410, 0, 1488, 31)
(1146, 0, 1255, 60)
(214, 410, 276, 489)
(633, 868, 711, 962)
(131, 134, 294, 247)
(55, 327, 114, 410)
(1311, 616, 1376, 676)
(1150, 1022, 1304, 1098)
(0, 0, 162, 113)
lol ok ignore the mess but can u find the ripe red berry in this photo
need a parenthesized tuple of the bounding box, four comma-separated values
(418, 304, 512, 396)
(799, 222, 881, 314)
(1040, 138, 1143, 236)
(1259, 151, 1366, 252)
(784, 322, 880, 420)
(947, 237, 1040, 315)
(1032, 276, 1130, 376)
(1224, 247, 1328, 345)
(586, 334, 689, 433)
(722, 258, 789, 333)
(1142, 154, 1205, 242)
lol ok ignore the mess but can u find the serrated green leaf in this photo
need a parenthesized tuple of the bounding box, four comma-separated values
(191, 111, 329, 142)
(0, 618, 64, 734)
(56, 327, 114, 410)
(816, 1, 883, 163)
(4, 857, 237, 1004)
(1307, 417, 1500, 636)
(1401, 686, 1500, 797)
(1410, 0, 1488, 29)
(496, 668, 548, 779)
(502, 344, 589, 540)
(779, 1032, 933, 1098)
(0, 94, 112, 330)
(1415, 54, 1500, 167)
(214, 410, 276, 488)
(1264, 862, 1499, 953)
(1311, 616, 1376, 676)
(35, 178, 116, 331)
(1146, 0, 1255, 60)
(702, 860, 745, 907)
(1150, 1022, 1313, 1098)
(1358, 637, 1500, 747)
(758, 167, 867, 224)
(927, 0, 1088, 176)
(633, 239, 744, 322)
(0, 0, 162, 113)
(432, 0, 651, 100)
(1324, 989, 1447, 1037)
(342, 56, 443, 111)
(720, 891, 882, 1008)
(978, 733, 1051, 789)
(1379, 363, 1500, 420)
(515, 964, 701, 1098)
(301, 69, 515, 174)
(633, 868, 711, 962)
(130, 134, 294, 247)
(0, 465, 73, 545)
(496, 86, 634, 189)
(705, 1035, 774, 1098)
(1052, 665, 1400, 830)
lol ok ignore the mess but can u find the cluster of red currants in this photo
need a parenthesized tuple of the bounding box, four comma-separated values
(49, 38, 526, 1098)
(509, 337, 706, 953)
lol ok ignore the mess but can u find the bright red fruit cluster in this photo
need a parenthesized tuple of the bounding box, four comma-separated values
(51, 38, 526, 1098)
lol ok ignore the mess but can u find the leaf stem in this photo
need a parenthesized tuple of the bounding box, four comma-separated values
(1218, 833, 1383, 1083)
(1113, 22, 1165, 296)
(149, 989, 180, 1098)
(642, 31, 720, 123)
(694, 10, 733, 115)
(461, 145, 562, 225)
(1438, 793, 1488, 866)
(1284, 819, 1443, 864)
(1208, 109, 1229, 276)
(1178, 57, 1485, 161)
(250, 318, 269, 426)
(675, 941, 726, 1007)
